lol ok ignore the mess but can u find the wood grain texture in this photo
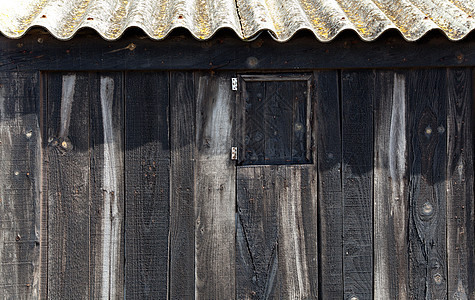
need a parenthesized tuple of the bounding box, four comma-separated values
(195, 72, 235, 299)
(446, 68, 475, 300)
(3, 33, 475, 71)
(237, 75, 311, 165)
(0, 72, 41, 299)
(46, 73, 90, 299)
(236, 165, 318, 299)
(169, 71, 195, 298)
(407, 69, 448, 300)
(341, 70, 374, 300)
(373, 72, 409, 299)
(314, 70, 343, 299)
(125, 71, 170, 299)
(89, 73, 124, 299)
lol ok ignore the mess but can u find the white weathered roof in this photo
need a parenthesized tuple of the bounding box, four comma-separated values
(1, 0, 474, 41)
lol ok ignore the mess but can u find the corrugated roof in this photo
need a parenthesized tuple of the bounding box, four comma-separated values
(0, 0, 474, 41)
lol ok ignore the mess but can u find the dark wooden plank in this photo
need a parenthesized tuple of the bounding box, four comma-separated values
(195, 72, 235, 298)
(373, 71, 410, 299)
(263, 81, 294, 164)
(3, 32, 475, 71)
(407, 69, 448, 300)
(446, 68, 475, 299)
(236, 165, 318, 299)
(341, 70, 374, 300)
(46, 72, 91, 299)
(238, 75, 310, 165)
(0, 72, 41, 299)
(236, 166, 279, 299)
(89, 72, 124, 299)
(314, 70, 343, 299)
(169, 71, 195, 298)
(239, 79, 266, 164)
(125, 71, 170, 299)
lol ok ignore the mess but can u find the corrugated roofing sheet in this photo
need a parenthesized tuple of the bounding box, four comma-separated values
(0, 0, 474, 41)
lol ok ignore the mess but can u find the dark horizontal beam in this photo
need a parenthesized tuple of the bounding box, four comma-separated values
(1, 28, 474, 71)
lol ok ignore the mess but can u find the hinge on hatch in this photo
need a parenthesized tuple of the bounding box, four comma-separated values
(231, 147, 238, 160)
(231, 78, 238, 91)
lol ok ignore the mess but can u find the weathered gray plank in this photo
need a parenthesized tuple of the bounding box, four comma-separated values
(46, 73, 90, 299)
(0, 72, 41, 299)
(278, 166, 318, 299)
(169, 71, 195, 298)
(446, 68, 475, 300)
(341, 70, 374, 300)
(373, 72, 410, 299)
(314, 70, 343, 299)
(407, 69, 448, 300)
(195, 72, 235, 298)
(89, 73, 124, 299)
(125, 71, 170, 299)
(236, 165, 318, 299)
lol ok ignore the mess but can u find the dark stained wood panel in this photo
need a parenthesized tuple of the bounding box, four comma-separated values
(169, 71, 196, 298)
(341, 70, 374, 300)
(373, 71, 410, 299)
(0, 72, 41, 299)
(46, 73, 91, 299)
(5, 33, 475, 72)
(446, 68, 475, 299)
(89, 72, 124, 299)
(124, 72, 170, 299)
(407, 69, 448, 300)
(236, 165, 318, 299)
(195, 72, 236, 298)
(238, 75, 311, 165)
(314, 70, 343, 299)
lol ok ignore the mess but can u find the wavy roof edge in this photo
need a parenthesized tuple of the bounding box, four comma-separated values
(1, 0, 474, 42)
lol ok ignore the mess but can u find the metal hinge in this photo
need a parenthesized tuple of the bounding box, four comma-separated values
(231, 78, 238, 91)
(231, 147, 238, 160)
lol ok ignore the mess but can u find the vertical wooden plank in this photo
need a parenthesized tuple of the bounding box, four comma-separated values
(341, 70, 374, 300)
(373, 72, 410, 299)
(236, 166, 279, 299)
(264, 81, 294, 164)
(89, 73, 124, 299)
(277, 166, 318, 299)
(407, 69, 447, 300)
(195, 72, 235, 298)
(46, 73, 90, 299)
(125, 71, 170, 299)
(314, 70, 343, 299)
(446, 68, 475, 299)
(240, 80, 266, 164)
(169, 71, 195, 298)
(0, 72, 41, 299)
(236, 165, 318, 299)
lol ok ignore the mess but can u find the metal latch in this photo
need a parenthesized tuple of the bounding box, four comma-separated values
(231, 147, 238, 160)
(231, 78, 238, 91)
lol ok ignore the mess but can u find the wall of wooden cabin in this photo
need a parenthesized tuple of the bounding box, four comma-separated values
(0, 68, 473, 299)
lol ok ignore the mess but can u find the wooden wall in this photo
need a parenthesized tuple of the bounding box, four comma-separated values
(0, 68, 473, 299)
